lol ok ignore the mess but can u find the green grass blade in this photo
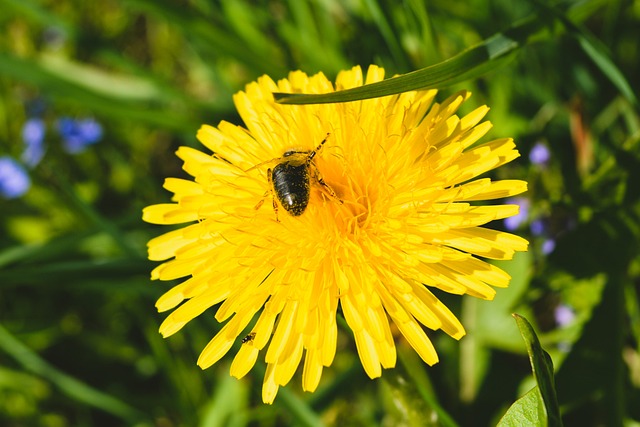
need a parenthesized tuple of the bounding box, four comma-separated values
(274, 17, 545, 104)
(397, 345, 459, 427)
(577, 36, 637, 106)
(406, 0, 441, 64)
(362, 0, 408, 69)
(530, 0, 637, 107)
(37, 54, 167, 103)
(0, 324, 149, 423)
(276, 387, 324, 427)
(1, 0, 74, 36)
(221, 0, 277, 58)
(199, 373, 249, 427)
(0, 244, 48, 270)
(0, 51, 199, 132)
(0, 258, 151, 285)
(277, 0, 348, 72)
(123, 0, 285, 77)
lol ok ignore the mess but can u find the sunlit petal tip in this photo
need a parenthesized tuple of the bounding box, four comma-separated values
(464, 105, 491, 124)
(155, 284, 186, 313)
(195, 123, 216, 141)
(302, 350, 324, 392)
(197, 335, 235, 370)
(195, 124, 228, 154)
(396, 320, 440, 365)
(149, 264, 162, 281)
(517, 181, 529, 194)
(446, 89, 471, 107)
(230, 345, 259, 379)
(364, 64, 385, 84)
(449, 327, 467, 341)
(335, 65, 364, 90)
(354, 331, 383, 379)
(158, 321, 181, 339)
(262, 364, 279, 405)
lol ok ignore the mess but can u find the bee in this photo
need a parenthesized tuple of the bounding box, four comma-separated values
(251, 133, 342, 221)
(242, 332, 256, 344)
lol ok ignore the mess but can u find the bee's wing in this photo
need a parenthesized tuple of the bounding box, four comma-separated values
(245, 157, 281, 173)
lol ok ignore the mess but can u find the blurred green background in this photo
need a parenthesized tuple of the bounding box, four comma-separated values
(1, 0, 639, 426)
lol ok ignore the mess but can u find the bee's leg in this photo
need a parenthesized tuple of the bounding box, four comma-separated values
(313, 167, 343, 205)
(267, 168, 280, 222)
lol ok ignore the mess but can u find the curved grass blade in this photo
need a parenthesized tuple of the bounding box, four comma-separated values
(0, 258, 152, 286)
(276, 387, 324, 427)
(123, 0, 285, 77)
(2, 0, 74, 36)
(198, 373, 249, 427)
(512, 314, 563, 427)
(274, 17, 546, 104)
(362, 0, 408, 69)
(0, 324, 148, 424)
(397, 345, 459, 427)
(0, 51, 200, 132)
(529, 0, 637, 107)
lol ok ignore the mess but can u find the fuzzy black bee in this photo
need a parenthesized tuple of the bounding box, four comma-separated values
(252, 133, 341, 220)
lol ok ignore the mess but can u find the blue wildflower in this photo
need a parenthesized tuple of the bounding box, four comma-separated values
(57, 117, 103, 154)
(542, 239, 556, 255)
(530, 218, 546, 236)
(529, 142, 551, 166)
(21, 118, 47, 167)
(0, 156, 31, 199)
(554, 304, 575, 328)
(504, 197, 530, 231)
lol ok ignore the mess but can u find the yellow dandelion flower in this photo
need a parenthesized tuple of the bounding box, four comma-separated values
(143, 65, 528, 404)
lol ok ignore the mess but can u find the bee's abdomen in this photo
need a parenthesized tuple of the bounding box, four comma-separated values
(271, 163, 310, 216)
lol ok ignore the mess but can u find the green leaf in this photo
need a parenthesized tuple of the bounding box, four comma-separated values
(512, 314, 563, 427)
(274, 17, 546, 104)
(498, 386, 547, 427)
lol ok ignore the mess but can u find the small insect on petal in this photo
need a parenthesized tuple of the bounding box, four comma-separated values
(242, 332, 256, 344)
